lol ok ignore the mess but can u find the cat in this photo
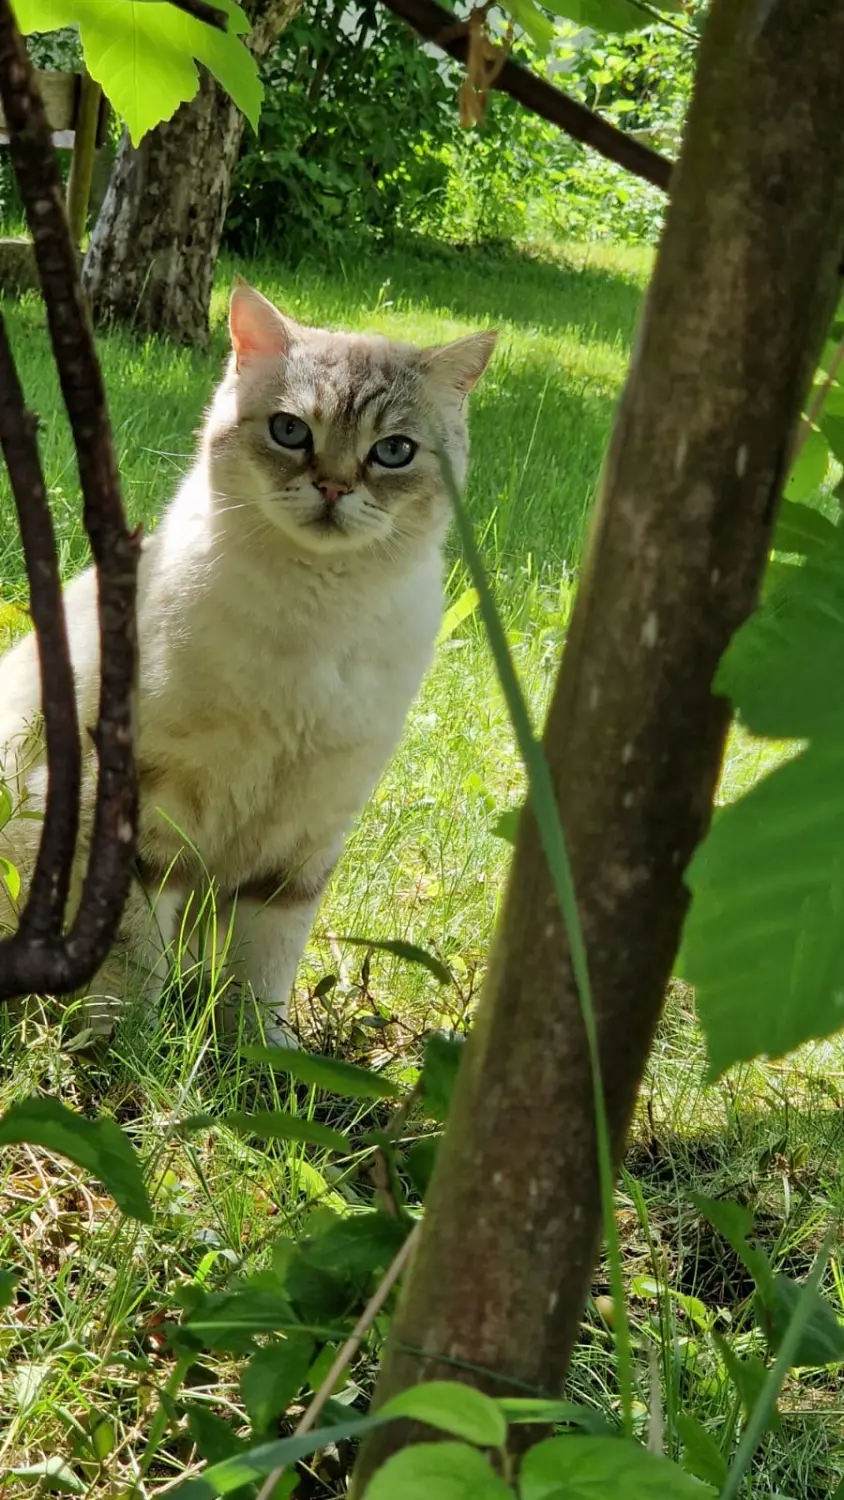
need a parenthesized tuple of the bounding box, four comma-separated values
(0, 283, 496, 1042)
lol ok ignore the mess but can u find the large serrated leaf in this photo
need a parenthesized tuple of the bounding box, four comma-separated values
(0, 1097, 152, 1222)
(680, 536, 844, 1075)
(12, 0, 261, 142)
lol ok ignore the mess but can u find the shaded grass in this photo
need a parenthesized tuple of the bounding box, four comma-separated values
(1, 237, 842, 1495)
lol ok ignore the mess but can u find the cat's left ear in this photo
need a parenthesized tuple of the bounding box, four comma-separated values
(230, 281, 294, 368)
(420, 330, 498, 395)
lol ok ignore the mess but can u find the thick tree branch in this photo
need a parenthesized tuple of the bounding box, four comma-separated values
(352, 0, 844, 1486)
(379, 0, 673, 192)
(0, 0, 140, 998)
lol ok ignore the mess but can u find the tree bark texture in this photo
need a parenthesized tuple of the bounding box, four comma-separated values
(352, 0, 844, 1488)
(82, 0, 300, 345)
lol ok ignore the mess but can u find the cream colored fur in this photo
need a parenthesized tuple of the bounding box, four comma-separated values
(0, 285, 495, 1041)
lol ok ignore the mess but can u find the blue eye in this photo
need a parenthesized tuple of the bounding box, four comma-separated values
(370, 435, 416, 469)
(270, 413, 311, 450)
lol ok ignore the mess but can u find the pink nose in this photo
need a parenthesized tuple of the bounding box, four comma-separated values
(316, 479, 350, 506)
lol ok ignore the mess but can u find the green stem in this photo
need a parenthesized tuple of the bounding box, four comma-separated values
(719, 1231, 834, 1500)
(439, 444, 635, 1437)
(125, 1349, 193, 1499)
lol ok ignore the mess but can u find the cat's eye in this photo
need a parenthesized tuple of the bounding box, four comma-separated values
(370, 435, 416, 470)
(269, 412, 311, 450)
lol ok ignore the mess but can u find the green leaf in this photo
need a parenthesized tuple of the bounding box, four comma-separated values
(438, 587, 479, 644)
(303, 1211, 410, 1278)
(241, 1337, 314, 1434)
(380, 1381, 507, 1447)
(87, 1412, 115, 1462)
(284, 1253, 354, 1325)
(492, 806, 521, 844)
(182, 1109, 348, 1153)
(498, 1398, 612, 1434)
(690, 1194, 773, 1295)
(0, 855, 20, 901)
(182, 1286, 300, 1351)
(682, 743, 844, 1073)
(187, 1406, 246, 1465)
(784, 428, 828, 501)
(420, 1032, 465, 1122)
(505, 0, 554, 50)
(406, 1135, 440, 1197)
(0, 782, 12, 827)
(241, 1046, 401, 1100)
(364, 1442, 513, 1500)
(679, 533, 844, 1074)
(9, 1458, 84, 1493)
(539, 0, 676, 30)
(675, 1413, 727, 1489)
(713, 541, 844, 739)
(713, 1336, 780, 1432)
(821, 413, 844, 467)
(170, 1413, 392, 1497)
(756, 1272, 844, 1366)
(773, 499, 838, 556)
(519, 1436, 714, 1499)
(12, 0, 261, 144)
(0, 1268, 20, 1306)
(341, 935, 453, 986)
(0, 1097, 152, 1223)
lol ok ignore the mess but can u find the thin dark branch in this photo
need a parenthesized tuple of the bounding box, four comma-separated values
(0, 0, 140, 999)
(0, 321, 80, 941)
(158, 0, 230, 29)
(379, 0, 673, 193)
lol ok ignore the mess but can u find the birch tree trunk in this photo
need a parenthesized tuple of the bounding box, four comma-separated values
(82, 0, 299, 345)
(351, 0, 844, 1488)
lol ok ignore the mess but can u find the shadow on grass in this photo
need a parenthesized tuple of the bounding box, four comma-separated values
(221, 232, 646, 351)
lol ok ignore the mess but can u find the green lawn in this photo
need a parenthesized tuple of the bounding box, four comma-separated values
(1, 238, 843, 1497)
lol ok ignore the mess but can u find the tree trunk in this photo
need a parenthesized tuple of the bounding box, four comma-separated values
(351, 0, 844, 1489)
(82, 0, 299, 345)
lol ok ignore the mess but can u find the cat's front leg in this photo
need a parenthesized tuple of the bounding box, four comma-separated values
(228, 883, 326, 1047)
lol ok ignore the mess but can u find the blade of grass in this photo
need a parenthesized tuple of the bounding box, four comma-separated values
(719, 1228, 835, 1500)
(436, 439, 634, 1436)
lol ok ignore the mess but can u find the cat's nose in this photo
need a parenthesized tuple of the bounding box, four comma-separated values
(315, 478, 350, 507)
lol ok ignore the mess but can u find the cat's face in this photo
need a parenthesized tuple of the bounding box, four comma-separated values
(206, 284, 496, 556)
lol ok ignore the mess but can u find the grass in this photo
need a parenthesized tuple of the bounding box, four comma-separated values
(1, 235, 843, 1497)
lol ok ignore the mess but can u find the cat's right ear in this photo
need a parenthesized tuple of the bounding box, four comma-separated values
(229, 282, 292, 369)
